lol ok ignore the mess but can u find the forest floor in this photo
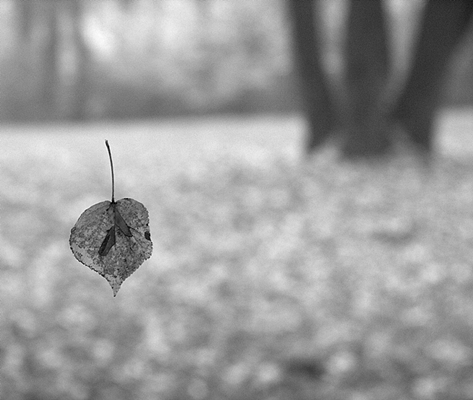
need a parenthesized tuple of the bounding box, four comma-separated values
(1, 108, 473, 400)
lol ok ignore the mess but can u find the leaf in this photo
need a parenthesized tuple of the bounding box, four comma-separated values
(70, 198, 152, 296)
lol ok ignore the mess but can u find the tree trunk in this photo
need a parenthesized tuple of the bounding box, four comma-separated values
(392, 0, 473, 152)
(13, 1, 36, 120)
(16, 0, 34, 43)
(287, 0, 335, 152)
(69, 0, 91, 120)
(342, 0, 390, 158)
(40, 2, 60, 119)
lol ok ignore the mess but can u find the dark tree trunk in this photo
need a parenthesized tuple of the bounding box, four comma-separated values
(392, 0, 473, 152)
(41, 2, 60, 118)
(342, 0, 391, 158)
(287, 0, 335, 152)
(17, 0, 34, 43)
(13, 1, 36, 120)
(69, 0, 91, 120)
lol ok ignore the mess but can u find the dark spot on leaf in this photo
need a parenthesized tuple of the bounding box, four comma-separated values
(145, 231, 151, 240)
(99, 226, 116, 257)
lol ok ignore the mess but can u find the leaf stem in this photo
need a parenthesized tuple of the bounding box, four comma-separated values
(105, 140, 115, 203)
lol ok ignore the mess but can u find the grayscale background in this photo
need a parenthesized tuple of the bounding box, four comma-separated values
(1, 1, 473, 399)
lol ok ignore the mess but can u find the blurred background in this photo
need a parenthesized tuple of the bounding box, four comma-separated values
(2, 1, 473, 399)
(1, 0, 472, 122)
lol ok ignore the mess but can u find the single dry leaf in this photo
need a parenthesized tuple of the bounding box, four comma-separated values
(70, 198, 152, 296)
(69, 141, 152, 296)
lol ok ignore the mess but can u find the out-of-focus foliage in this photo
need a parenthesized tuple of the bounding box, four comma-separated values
(0, 0, 472, 121)
(1, 110, 473, 399)
(0, 0, 293, 121)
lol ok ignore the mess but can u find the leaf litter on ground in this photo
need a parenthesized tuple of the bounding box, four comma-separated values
(4, 114, 473, 399)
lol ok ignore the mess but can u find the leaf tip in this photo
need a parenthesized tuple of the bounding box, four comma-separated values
(111, 284, 120, 297)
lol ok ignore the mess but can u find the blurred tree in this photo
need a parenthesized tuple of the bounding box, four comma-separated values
(67, 0, 91, 120)
(287, 0, 336, 151)
(446, 26, 473, 105)
(343, 0, 390, 157)
(9, 0, 40, 120)
(191, 0, 218, 110)
(41, 1, 60, 118)
(12, 0, 61, 119)
(17, 0, 34, 43)
(392, 0, 473, 152)
(288, 0, 473, 158)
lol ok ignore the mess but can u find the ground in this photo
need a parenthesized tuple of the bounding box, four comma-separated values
(1, 109, 473, 400)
